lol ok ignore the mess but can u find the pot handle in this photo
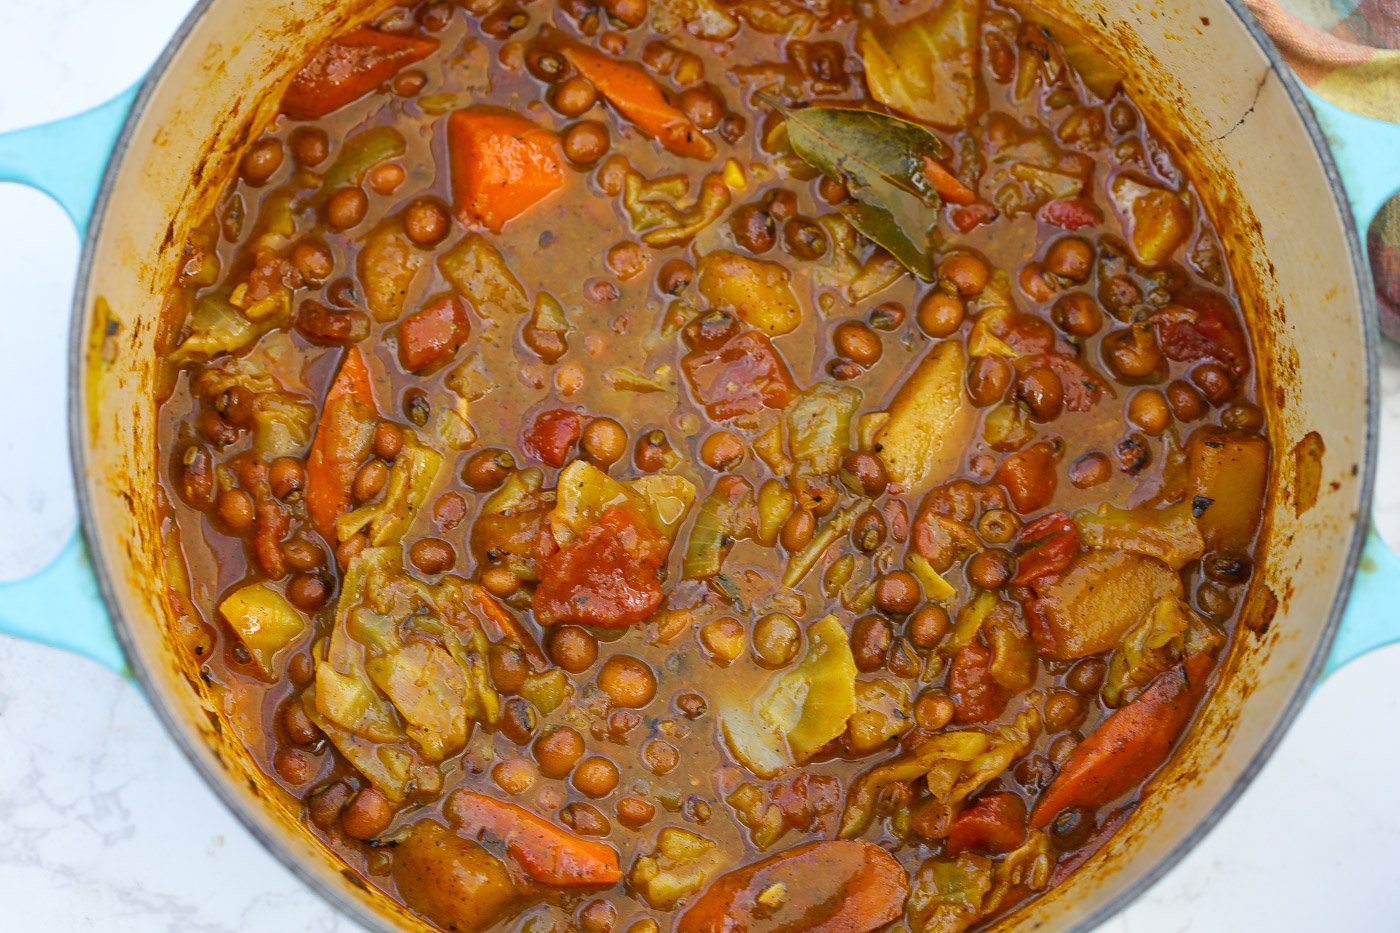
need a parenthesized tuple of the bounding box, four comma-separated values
(1324, 527, 1400, 679)
(1305, 89, 1400, 235)
(0, 86, 139, 674)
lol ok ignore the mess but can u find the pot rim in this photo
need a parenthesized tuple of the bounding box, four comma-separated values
(67, 1, 1382, 930)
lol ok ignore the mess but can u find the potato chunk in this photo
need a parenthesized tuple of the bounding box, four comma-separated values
(1027, 550, 1183, 660)
(392, 821, 517, 932)
(875, 341, 975, 489)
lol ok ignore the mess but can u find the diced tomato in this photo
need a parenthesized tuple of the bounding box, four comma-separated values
(947, 643, 1011, 724)
(1011, 511, 1081, 585)
(282, 28, 438, 120)
(681, 331, 798, 423)
(1041, 197, 1103, 231)
(991, 312, 1058, 356)
(945, 792, 1029, 855)
(1016, 353, 1106, 411)
(521, 409, 584, 468)
(1030, 653, 1214, 829)
(1154, 288, 1251, 379)
(995, 442, 1058, 514)
(533, 504, 670, 628)
(397, 293, 471, 373)
(448, 109, 565, 233)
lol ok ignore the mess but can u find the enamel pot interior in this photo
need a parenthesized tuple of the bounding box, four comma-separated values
(72, 0, 1375, 930)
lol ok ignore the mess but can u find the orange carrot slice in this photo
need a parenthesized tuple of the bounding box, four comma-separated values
(282, 28, 438, 120)
(448, 109, 565, 233)
(305, 347, 377, 543)
(445, 790, 622, 887)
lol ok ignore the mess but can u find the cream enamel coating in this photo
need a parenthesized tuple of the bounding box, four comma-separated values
(70, 1, 1375, 931)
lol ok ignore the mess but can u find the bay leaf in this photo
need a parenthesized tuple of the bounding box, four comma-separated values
(766, 97, 945, 281)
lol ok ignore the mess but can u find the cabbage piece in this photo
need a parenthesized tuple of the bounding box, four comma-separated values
(907, 853, 993, 933)
(171, 292, 286, 364)
(1103, 595, 1224, 707)
(1108, 174, 1192, 265)
(787, 383, 862, 475)
(683, 478, 757, 580)
(550, 461, 696, 548)
(1028, 550, 1183, 660)
(438, 234, 530, 318)
(336, 436, 443, 546)
(1075, 500, 1205, 570)
(859, 0, 984, 130)
(721, 615, 858, 778)
(217, 582, 305, 678)
(304, 691, 416, 803)
(630, 827, 725, 909)
(192, 360, 316, 458)
(847, 679, 914, 755)
(623, 171, 731, 247)
(840, 707, 1041, 838)
(985, 831, 1055, 914)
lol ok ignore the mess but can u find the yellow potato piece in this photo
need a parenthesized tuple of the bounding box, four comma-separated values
(698, 250, 803, 336)
(875, 340, 976, 489)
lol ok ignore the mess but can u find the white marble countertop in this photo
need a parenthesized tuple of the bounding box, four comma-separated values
(2, 2, 1399, 929)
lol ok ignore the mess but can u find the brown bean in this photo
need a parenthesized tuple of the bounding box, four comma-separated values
(851, 616, 893, 672)
(940, 252, 990, 296)
(1104, 325, 1165, 380)
(1045, 690, 1087, 732)
(287, 573, 330, 611)
(548, 626, 599, 674)
(404, 198, 450, 247)
(326, 186, 368, 231)
(656, 259, 693, 295)
(817, 174, 849, 204)
(409, 537, 456, 574)
(729, 203, 777, 254)
(1128, 389, 1171, 436)
(274, 747, 315, 784)
(290, 237, 334, 284)
(581, 418, 628, 468)
(1052, 293, 1103, 338)
(779, 509, 816, 551)
(967, 548, 1013, 589)
(373, 422, 404, 460)
(606, 241, 648, 280)
(752, 613, 801, 668)
(307, 781, 351, 828)
(480, 565, 521, 598)
(597, 655, 657, 708)
(283, 537, 324, 572)
(240, 138, 284, 186)
(290, 127, 328, 167)
(634, 429, 675, 473)
(216, 488, 255, 533)
(1069, 451, 1113, 488)
(563, 120, 610, 166)
(352, 459, 389, 503)
(552, 76, 597, 117)
(562, 802, 612, 837)
(342, 788, 394, 840)
(369, 162, 405, 195)
(284, 701, 321, 746)
(875, 571, 921, 615)
(840, 450, 889, 498)
(782, 217, 828, 260)
(463, 448, 515, 491)
(642, 739, 680, 775)
(603, 0, 648, 26)
(969, 355, 1012, 407)
(572, 756, 621, 797)
(1020, 366, 1065, 420)
(534, 727, 585, 778)
(914, 690, 955, 730)
(851, 507, 887, 553)
(615, 796, 656, 829)
(916, 291, 965, 338)
(908, 605, 950, 650)
(269, 457, 305, 500)
(1166, 379, 1206, 421)
(1192, 362, 1236, 405)
(1066, 657, 1107, 694)
(699, 431, 745, 470)
(1043, 237, 1094, 282)
(834, 320, 882, 366)
(978, 508, 1020, 545)
(679, 85, 723, 130)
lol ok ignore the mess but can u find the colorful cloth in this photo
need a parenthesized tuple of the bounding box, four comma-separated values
(1246, 0, 1399, 338)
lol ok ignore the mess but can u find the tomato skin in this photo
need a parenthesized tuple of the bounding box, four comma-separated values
(522, 409, 584, 468)
(397, 294, 471, 374)
(1012, 511, 1081, 585)
(945, 792, 1029, 855)
(1041, 197, 1103, 230)
(681, 331, 798, 423)
(533, 505, 669, 628)
(947, 643, 1011, 724)
(1154, 289, 1251, 378)
(282, 29, 438, 120)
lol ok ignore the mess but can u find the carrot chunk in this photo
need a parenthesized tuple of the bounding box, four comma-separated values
(1030, 653, 1213, 829)
(448, 109, 565, 233)
(305, 347, 377, 542)
(445, 790, 622, 886)
(282, 28, 438, 120)
(556, 41, 716, 160)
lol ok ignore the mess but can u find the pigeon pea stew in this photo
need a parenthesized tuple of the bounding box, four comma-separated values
(157, 0, 1270, 929)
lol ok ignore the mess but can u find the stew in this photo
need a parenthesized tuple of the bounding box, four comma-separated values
(156, 0, 1270, 929)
